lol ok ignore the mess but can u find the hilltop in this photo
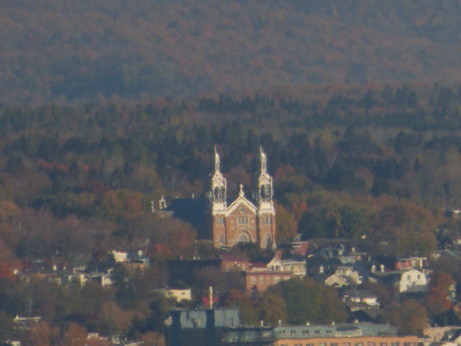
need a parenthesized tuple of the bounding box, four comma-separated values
(1, 0, 461, 105)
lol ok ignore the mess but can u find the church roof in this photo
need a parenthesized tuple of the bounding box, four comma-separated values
(164, 197, 210, 238)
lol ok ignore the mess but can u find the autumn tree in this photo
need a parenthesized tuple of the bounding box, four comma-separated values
(386, 300, 428, 335)
(373, 200, 437, 256)
(425, 271, 455, 318)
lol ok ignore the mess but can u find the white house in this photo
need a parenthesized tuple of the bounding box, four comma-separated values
(399, 268, 428, 293)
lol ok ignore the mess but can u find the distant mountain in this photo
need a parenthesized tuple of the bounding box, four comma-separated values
(1, 0, 461, 105)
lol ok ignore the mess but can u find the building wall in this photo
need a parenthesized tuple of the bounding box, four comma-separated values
(258, 212, 276, 248)
(213, 201, 275, 248)
(274, 335, 418, 346)
(245, 271, 292, 292)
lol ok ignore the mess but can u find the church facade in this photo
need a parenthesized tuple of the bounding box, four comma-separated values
(210, 147, 276, 248)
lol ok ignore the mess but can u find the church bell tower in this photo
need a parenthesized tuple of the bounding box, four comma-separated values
(256, 147, 276, 248)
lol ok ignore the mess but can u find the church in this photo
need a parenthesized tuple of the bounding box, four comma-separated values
(159, 147, 276, 249)
(210, 147, 276, 248)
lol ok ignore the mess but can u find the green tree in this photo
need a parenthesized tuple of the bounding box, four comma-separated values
(275, 203, 298, 242)
(267, 277, 347, 325)
(256, 291, 287, 325)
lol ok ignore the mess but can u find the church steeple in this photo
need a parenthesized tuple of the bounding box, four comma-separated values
(211, 147, 227, 213)
(257, 146, 274, 207)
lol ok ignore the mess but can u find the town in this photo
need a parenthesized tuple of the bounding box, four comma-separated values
(3, 144, 461, 346)
(2, 2, 461, 344)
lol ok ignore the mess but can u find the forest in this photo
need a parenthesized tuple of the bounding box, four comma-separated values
(1, 0, 461, 105)
(1, 81, 461, 343)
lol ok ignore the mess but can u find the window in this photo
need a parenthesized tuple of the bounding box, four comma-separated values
(355, 343, 363, 346)
(216, 216, 224, 225)
(331, 343, 338, 346)
(319, 343, 326, 346)
(367, 343, 375, 346)
(302, 330, 309, 336)
(279, 330, 286, 336)
(290, 329, 296, 335)
(380, 343, 387, 346)
(391, 343, 399, 346)
(218, 234, 224, 244)
(237, 216, 249, 225)
(239, 207, 245, 213)
(261, 216, 272, 225)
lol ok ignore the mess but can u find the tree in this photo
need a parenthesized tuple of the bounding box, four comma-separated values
(425, 271, 455, 317)
(386, 300, 428, 335)
(97, 301, 133, 338)
(256, 291, 287, 325)
(61, 323, 87, 346)
(373, 200, 437, 256)
(275, 203, 297, 242)
(267, 277, 347, 325)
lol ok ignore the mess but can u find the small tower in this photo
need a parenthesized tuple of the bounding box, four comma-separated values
(256, 147, 276, 248)
(210, 147, 227, 213)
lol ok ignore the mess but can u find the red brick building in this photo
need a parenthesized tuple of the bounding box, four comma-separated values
(211, 147, 276, 249)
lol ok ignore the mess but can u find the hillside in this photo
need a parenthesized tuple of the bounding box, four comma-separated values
(1, 0, 461, 105)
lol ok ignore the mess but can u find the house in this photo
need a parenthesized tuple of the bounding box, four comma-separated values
(370, 268, 428, 294)
(342, 289, 380, 309)
(244, 270, 292, 292)
(398, 268, 428, 293)
(394, 256, 427, 270)
(154, 288, 192, 302)
(266, 251, 306, 277)
(219, 254, 251, 272)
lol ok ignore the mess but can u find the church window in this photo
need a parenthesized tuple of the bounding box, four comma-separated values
(261, 217, 272, 225)
(239, 207, 245, 213)
(237, 216, 249, 225)
(216, 216, 224, 225)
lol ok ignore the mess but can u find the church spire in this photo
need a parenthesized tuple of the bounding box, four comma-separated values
(214, 146, 221, 174)
(257, 147, 274, 208)
(211, 146, 227, 212)
(260, 146, 267, 174)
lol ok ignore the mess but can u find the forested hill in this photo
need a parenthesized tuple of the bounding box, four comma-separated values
(1, 0, 461, 105)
